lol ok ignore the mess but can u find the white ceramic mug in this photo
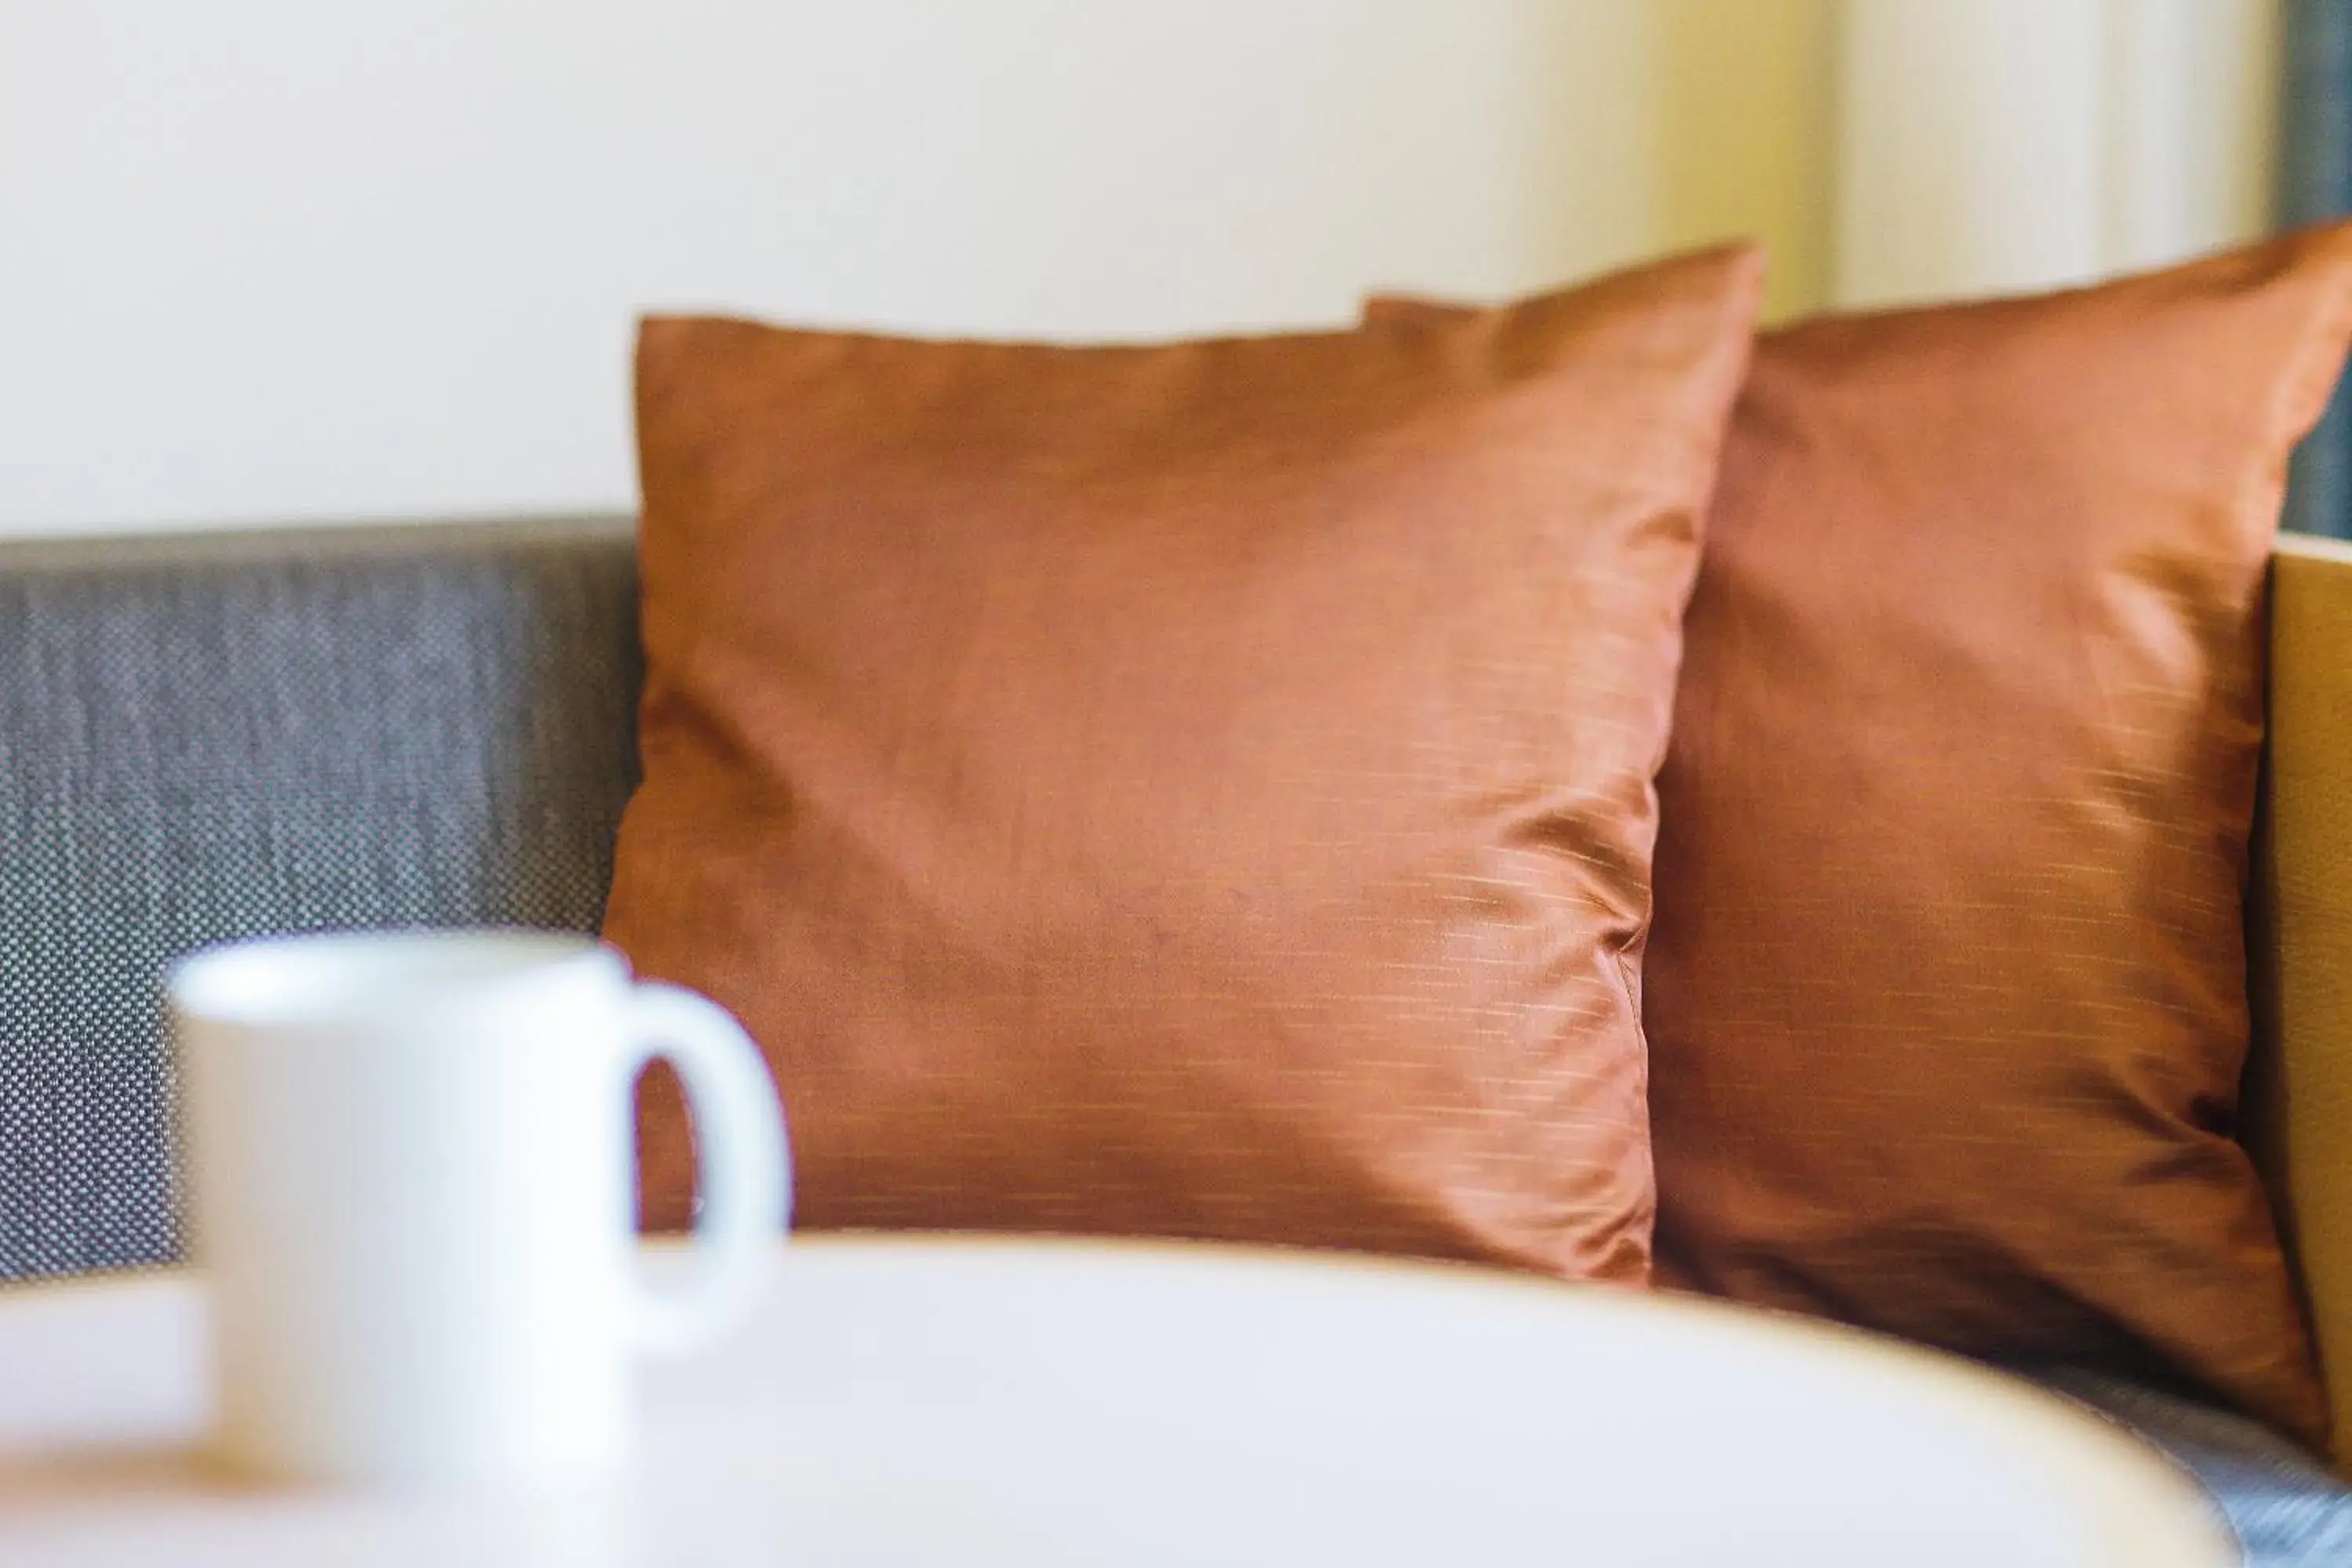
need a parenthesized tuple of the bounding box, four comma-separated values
(169, 929, 789, 1486)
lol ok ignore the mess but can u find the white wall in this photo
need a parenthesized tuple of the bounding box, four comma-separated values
(3, 0, 1850, 537)
(0, 0, 2276, 538)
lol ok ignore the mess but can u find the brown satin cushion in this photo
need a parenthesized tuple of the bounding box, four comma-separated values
(1371, 223, 2352, 1445)
(607, 245, 1764, 1282)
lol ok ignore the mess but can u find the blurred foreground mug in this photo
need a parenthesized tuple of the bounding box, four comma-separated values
(169, 930, 789, 1486)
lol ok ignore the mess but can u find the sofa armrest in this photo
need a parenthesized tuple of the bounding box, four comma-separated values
(2249, 532, 2352, 1468)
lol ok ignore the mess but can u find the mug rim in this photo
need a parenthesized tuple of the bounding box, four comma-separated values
(168, 927, 619, 1029)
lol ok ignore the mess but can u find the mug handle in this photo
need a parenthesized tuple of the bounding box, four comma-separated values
(623, 982, 792, 1355)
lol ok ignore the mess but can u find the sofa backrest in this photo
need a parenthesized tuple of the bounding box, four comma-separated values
(0, 516, 642, 1277)
(2, 515, 2340, 1319)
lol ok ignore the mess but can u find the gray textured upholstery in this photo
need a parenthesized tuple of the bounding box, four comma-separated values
(2034, 1367, 2352, 1567)
(0, 517, 641, 1278)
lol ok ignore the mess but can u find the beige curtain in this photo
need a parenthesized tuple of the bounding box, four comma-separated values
(1834, 0, 2278, 310)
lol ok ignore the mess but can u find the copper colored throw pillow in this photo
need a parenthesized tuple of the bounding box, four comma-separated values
(607, 245, 1764, 1282)
(1373, 222, 2352, 1446)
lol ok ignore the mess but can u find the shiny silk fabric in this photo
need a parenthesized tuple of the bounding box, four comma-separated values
(1646, 227, 2352, 1451)
(1374, 224, 2352, 1451)
(610, 248, 1765, 1283)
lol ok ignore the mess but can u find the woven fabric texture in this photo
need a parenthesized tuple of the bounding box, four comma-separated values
(2032, 1365, 2352, 1567)
(0, 517, 642, 1279)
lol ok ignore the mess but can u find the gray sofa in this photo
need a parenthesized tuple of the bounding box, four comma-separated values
(4, 515, 2350, 1564)
(1, 517, 640, 1280)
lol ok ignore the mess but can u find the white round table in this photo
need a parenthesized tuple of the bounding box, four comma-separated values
(0, 1236, 2234, 1566)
